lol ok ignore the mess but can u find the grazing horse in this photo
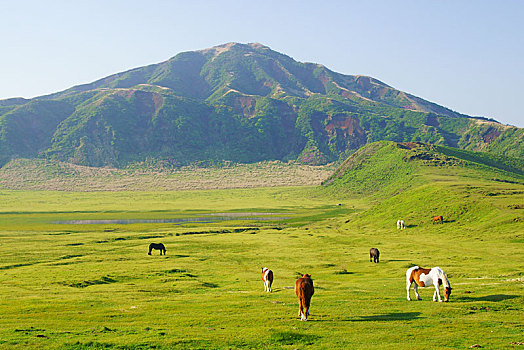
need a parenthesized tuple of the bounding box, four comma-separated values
(397, 220, 405, 229)
(406, 266, 452, 302)
(148, 243, 166, 255)
(369, 248, 380, 263)
(261, 267, 273, 292)
(295, 274, 314, 321)
(432, 215, 443, 224)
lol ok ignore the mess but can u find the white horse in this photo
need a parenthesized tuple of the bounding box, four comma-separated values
(397, 220, 405, 229)
(406, 266, 452, 302)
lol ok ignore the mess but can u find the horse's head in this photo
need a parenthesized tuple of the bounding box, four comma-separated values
(301, 274, 312, 279)
(444, 286, 452, 301)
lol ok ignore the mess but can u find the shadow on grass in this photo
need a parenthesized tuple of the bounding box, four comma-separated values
(456, 294, 520, 302)
(345, 312, 423, 322)
(269, 331, 320, 346)
(406, 224, 417, 228)
(0, 262, 35, 270)
(387, 259, 410, 262)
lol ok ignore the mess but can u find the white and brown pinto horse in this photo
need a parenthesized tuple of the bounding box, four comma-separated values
(397, 220, 405, 229)
(261, 267, 273, 292)
(295, 274, 314, 321)
(406, 266, 452, 302)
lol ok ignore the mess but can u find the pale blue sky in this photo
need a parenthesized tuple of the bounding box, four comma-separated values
(1, 0, 523, 127)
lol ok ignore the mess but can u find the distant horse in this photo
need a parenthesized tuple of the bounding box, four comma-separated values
(262, 267, 273, 292)
(406, 266, 452, 302)
(397, 220, 405, 229)
(432, 216, 443, 224)
(148, 243, 166, 255)
(295, 274, 314, 321)
(369, 248, 380, 263)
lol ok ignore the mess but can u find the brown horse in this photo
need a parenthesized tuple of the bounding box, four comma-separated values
(295, 274, 314, 321)
(369, 248, 380, 263)
(432, 216, 443, 224)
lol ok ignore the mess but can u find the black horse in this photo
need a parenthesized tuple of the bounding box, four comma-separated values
(148, 243, 166, 255)
(369, 248, 380, 263)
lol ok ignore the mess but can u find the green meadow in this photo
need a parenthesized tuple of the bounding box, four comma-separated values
(0, 151, 523, 349)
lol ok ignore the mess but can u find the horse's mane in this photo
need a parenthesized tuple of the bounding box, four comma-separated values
(435, 267, 451, 288)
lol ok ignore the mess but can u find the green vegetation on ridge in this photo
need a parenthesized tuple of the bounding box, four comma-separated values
(324, 141, 523, 197)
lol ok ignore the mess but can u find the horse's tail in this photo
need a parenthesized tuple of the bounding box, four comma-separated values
(406, 266, 419, 282)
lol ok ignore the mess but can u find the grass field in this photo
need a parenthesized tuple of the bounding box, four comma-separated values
(0, 159, 523, 349)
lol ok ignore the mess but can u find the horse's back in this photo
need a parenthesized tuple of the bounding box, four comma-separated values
(295, 277, 314, 298)
(406, 265, 419, 279)
(262, 267, 273, 282)
(432, 267, 443, 275)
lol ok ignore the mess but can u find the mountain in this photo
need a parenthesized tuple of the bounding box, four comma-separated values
(0, 42, 522, 167)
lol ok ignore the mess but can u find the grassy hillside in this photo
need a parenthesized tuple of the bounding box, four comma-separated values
(323, 141, 523, 196)
(0, 143, 522, 349)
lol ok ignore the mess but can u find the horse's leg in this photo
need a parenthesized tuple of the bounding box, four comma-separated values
(304, 302, 310, 320)
(306, 299, 311, 316)
(434, 284, 442, 302)
(406, 280, 412, 301)
(370, 253, 373, 262)
(414, 284, 422, 300)
(264, 280, 268, 292)
(302, 299, 309, 321)
(268, 280, 272, 293)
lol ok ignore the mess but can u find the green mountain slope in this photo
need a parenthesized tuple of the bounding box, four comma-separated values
(324, 141, 523, 194)
(1, 43, 522, 167)
(324, 141, 524, 237)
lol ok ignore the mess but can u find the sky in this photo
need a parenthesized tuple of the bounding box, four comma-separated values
(1, 0, 523, 127)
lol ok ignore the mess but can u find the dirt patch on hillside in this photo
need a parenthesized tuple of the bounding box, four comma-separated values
(397, 142, 423, 150)
(325, 115, 364, 137)
(233, 96, 256, 118)
(482, 127, 502, 143)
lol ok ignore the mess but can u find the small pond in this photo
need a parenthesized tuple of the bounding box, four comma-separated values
(55, 212, 290, 225)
